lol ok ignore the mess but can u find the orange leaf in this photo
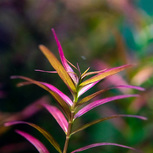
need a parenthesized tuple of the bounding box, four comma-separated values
(39, 45, 76, 93)
(11, 76, 71, 119)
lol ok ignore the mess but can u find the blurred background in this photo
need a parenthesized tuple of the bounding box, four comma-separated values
(0, 0, 153, 152)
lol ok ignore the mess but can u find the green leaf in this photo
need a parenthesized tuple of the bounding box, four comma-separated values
(39, 45, 76, 93)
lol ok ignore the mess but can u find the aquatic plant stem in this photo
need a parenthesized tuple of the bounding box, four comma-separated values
(63, 121, 73, 153)
(63, 97, 77, 153)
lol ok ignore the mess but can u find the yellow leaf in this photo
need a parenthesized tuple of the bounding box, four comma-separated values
(78, 89, 108, 105)
(39, 45, 76, 93)
(80, 65, 131, 86)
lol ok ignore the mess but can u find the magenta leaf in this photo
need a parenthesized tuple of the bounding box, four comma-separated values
(52, 28, 78, 85)
(78, 83, 144, 98)
(114, 85, 145, 91)
(11, 76, 71, 118)
(5, 121, 62, 153)
(42, 104, 68, 134)
(15, 130, 49, 153)
(78, 85, 145, 106)
(71, 142, 141, 153)
(41, 82, 73, 106)
(78, 81, 99, 97)
(0, 96, 49, 125)
(22, 77, 73, 106)
(75, 94, 139, 118)
(71, 114, 147, 135)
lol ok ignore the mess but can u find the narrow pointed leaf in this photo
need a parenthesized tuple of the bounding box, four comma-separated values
(113, 85, 145, 91)
(43, 104, 68, 134)
(16, 77, 73, 106)
(15, 130, 49, 153)
(39, 45, 76, 92)
(35, 69, 57, 73)
(78, 76, 141, 97)
(71, 142, 141, 153)
(78, 81, 99, 97)
(78, 88, 109, 106)
(11, 76, 71, 119)
(52, 29, 78, 85)
(42, 82, 73, 106)
(5, 121, 62, 153)
(17, 81, 32, 86)
(71, 114, 147, 135)
(0, 96, 49, 136)
(80, 64, 131, 86)
(66, 59, 78, 70)
(75, 94, 138, 118)
(81, 67, 90, 77)
(81, 69, 107, 79)
(78, 85, 145, 105)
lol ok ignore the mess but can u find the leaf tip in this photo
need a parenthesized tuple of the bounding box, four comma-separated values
(38, 44, 45, 50)
(142, 116, 148, 120)
(4, 122, 9, 127)
(51, 28, 55, 33)
(10, 75, 18, 79)
(4, 121, 15, 127)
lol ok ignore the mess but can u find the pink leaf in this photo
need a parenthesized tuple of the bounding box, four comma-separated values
(78, 85, 144, 106)
(41, 82, 73, 106)
(113, 85, 145, 91)
(75, 94, 139, 118)
(4, 121, 62, 153)
(12, 75, 73, 106)
(11, 76, 71, 118)
(1, 96, 49, 124)
(71, 142, 141, 153)
(78, 83, 144, 98)
(15, 130, 49, 153)
(42, 104, 68, 134)
(52, 28, 78, 84)
(78, 81, 99, 97)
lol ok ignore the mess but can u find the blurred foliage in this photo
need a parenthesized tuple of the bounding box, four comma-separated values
(0, 0, 153, 153)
